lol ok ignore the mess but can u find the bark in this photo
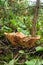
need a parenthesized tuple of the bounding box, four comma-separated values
(31, 0, 40, 36)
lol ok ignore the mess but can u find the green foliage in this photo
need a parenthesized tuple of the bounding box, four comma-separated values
(1, 26, 12, 32)
(10, 19, 17, 27)
(0, 25, 12, 36)
(25, 58, 43, 65)
(10, 17, 30, 35)
(19, 50, 25, 54)
(0, 0, 43, 65)
(35, 46, 43, 52)
(4, 59, 15, 65)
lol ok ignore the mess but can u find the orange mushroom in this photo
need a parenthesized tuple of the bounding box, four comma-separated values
(4, 32, 40, 48)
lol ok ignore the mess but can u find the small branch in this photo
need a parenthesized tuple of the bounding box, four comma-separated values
(31, 0, 40, 36)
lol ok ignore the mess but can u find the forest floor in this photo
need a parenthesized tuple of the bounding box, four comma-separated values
(0, 36, 43, 65)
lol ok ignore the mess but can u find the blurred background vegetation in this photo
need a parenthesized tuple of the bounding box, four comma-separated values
(0, 0, 43, 42)
(0, 0, 43, 65)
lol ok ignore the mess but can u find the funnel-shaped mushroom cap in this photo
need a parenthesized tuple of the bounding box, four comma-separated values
(4, 32, 40, 48)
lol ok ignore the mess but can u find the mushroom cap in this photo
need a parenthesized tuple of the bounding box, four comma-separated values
(4, 32, 41, 48)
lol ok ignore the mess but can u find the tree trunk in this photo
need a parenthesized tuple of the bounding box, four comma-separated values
(31, 0, 40, 36)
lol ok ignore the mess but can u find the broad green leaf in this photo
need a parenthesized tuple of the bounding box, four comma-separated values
(8, 59, 15, 65)
(35, 59, 41, 65)
(42, 60, 43, 64)
(19, 50, 24, 54)
(25, 59, 36, 65)
(35, 46, 43, 52)
(25, 58, 42, 65)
